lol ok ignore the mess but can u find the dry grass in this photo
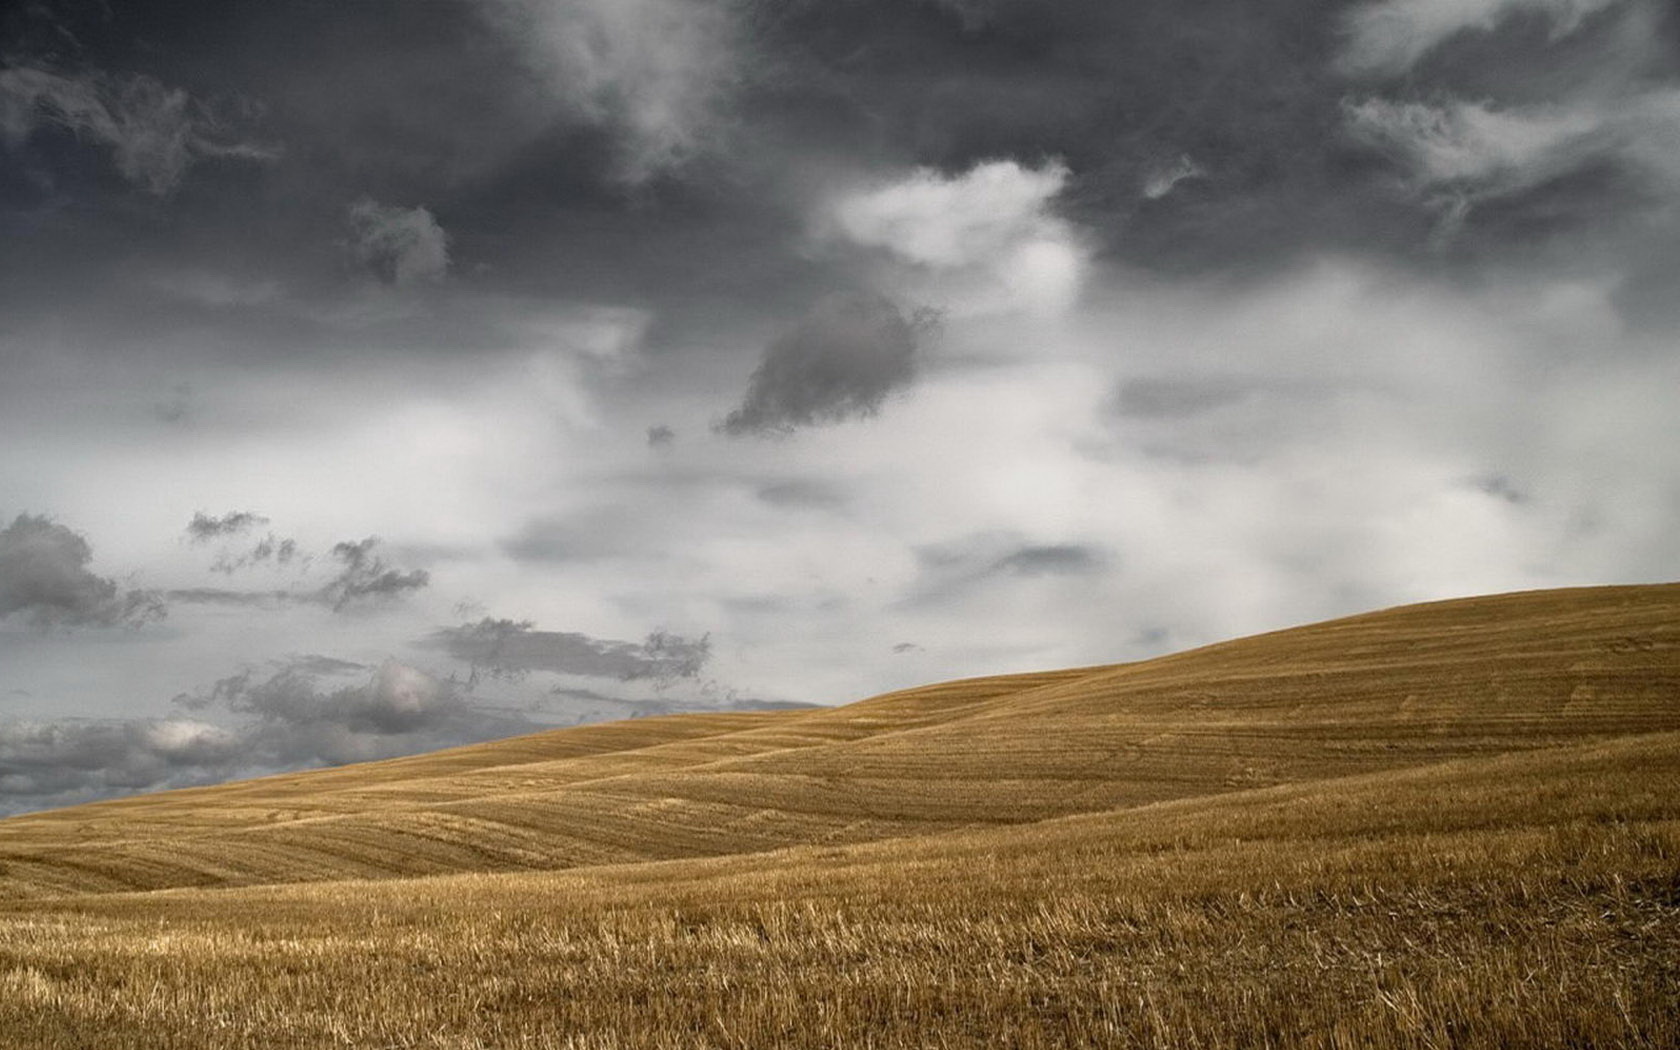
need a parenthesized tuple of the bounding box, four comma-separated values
(0, 583, 1677, 1047)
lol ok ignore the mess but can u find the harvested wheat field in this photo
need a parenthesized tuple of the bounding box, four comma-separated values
(2, 583, 1678, 1048)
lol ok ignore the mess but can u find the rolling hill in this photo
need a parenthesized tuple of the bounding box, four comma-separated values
(1, 583, 1677, 1048)
(1, 583, 1677, 899)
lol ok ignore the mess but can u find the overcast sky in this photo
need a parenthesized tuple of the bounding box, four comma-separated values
(2, 0, 1677, 813)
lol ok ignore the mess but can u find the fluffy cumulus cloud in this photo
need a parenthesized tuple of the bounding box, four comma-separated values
(720, 292, 940, 435)
(0, 515, 164, 629)
(346, 200, 451, 286)
(0, 64, 275, 194)
(828, 160, 1085, 317)
(1338, 0, 1624, 75)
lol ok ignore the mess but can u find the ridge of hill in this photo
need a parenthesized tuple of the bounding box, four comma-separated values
(1, 582, 1676, 900)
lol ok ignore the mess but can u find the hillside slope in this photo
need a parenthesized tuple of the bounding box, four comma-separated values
(5, 727, 1677, 1049)
(2, 583, 1676, 899)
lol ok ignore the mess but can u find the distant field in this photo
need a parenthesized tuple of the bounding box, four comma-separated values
(1, 584, 1677, 1047)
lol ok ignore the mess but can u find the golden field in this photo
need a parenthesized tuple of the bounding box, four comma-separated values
(1, 583, 1677, 1047)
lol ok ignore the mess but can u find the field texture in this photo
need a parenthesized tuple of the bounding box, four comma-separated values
(1, 583, 1677, 1047)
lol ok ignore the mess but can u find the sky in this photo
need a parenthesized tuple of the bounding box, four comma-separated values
(1, 0, 1677, 813)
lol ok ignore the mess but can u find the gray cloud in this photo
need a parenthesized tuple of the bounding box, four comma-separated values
(164, 587, 288, 609)
(719, 293, 940, 436)
(756, 479, 847, 510)
(319, 538, 430, 610)
(154, 382, 195, 425)
(212, 534, 303, 575)
(994, 544, 1105, 576)
(900, 535, 1110, 609)
(186, 513, 305, 575)
(1113, 377, 1254, 419)
(420, 618, 710, 686)
(186, 510, 269, 542)
(0, 717, 244, 813)
(646, 424, 676, 448)
(0, 515, 165, 629)
(345, 199, 450, 286)
(0, 64, 276, 194)
(0, 658, 531, 814)
(166, 537, 423, 611)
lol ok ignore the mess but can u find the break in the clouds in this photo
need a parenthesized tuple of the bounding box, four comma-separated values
(0, 516, 164, 630)
(1, 0, 1677, 813)
(0, 64, 275, 194)
(720, 292, 940, 435)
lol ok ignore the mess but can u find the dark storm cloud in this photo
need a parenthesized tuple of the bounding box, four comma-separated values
(420, 618, 711, 685)
(0, 515, 165, 629)
(0, 0, 1666, 363)
(0, 63, 277, 195)
(719, 293, 940, 436)
(185, 510, 268, 541)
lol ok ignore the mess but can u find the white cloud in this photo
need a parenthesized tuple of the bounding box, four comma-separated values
(827, 159, 1086, 317)
(485, 0, 739, 183)
(1339, 0, 1624, 75)
(1344, 98, 1601, 186)
(346, 200, 451, 286)
(1142, 155, 1205, 200)
(0, 65, 277, 195)
(1344, 89, 1680, 230)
